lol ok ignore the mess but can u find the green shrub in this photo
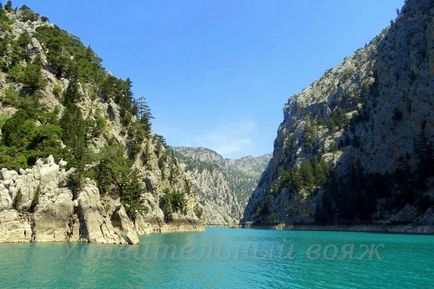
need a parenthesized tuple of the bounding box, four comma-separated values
(0, 102, 64, 169)
(12, 31, 32, 63)
(21, 63, 46, 93)
(1, 87, 20, 106)
(7, 63, 45, 94)
(2, 109, 36, 147)
(53, 83, 62, 97)
(327, 108, 350, 131)
(159, 188, 187, 221)
(0, 6, 11, 30)
(7, 63, 24, 81)
(18, 5, 39, 22)
(0, 145, 28, 169)
(92, 115, 107, 137)
(0, 112, 9, 129)
(29, 185, 41, 212)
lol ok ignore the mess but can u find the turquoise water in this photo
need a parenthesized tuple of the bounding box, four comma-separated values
(0, 228, 433, 288)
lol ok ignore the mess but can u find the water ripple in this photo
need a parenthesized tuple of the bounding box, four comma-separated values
(0, 229, 433, 288)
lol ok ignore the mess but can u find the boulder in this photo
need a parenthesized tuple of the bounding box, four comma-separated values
(59, 159, 67, 168)
(0, 169, 18, 181)
(39, 163, 59, 184)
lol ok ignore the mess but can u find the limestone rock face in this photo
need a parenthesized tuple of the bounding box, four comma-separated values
(0, 185, 12, 211)
(0, 210, 32, 243)
(0, 157, 141, 244)
(32, 189, 75, 242)
(76, 181, 122, 244)
(242, 0, 434, 229)
(0, 153, 202, 244)
(192, 168, 242, 226)
(110, 205, 140, 245)
(174, 147, 271, 226)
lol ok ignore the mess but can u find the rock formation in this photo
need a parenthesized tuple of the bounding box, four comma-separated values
(242, 0, 434, 232)
(0, 156, 139, 244)
(0, 5, 202, 244)
(175, 147, 270, 226)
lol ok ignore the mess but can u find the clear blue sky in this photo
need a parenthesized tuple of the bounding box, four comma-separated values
(14, 0, 404, 158)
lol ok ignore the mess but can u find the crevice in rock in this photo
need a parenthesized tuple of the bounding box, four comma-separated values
(75, 206, 89, 242)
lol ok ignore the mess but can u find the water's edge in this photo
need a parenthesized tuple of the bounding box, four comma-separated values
(240, 224, 434, 235)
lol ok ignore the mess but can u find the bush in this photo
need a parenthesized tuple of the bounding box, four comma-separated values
(92, 115, 107, 137)
(2, 108, 36, 147)
(327, 108, 350, 131)
(53, 83, 62, 97)
(12, 31, 32, 63)
(7, 63, 45, 94)
(0, 102, 64, 170)
(1, 87, 20, 106)
(29, 185, 41, 212)
(18, 5, 39, 22)
(0, 112, 8, 129)
(159, 189, 187, 221)
(21, 63, 46, 93)
(0, 145, 29, 169)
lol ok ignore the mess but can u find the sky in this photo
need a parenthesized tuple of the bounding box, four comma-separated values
(13, 0, 404, 158)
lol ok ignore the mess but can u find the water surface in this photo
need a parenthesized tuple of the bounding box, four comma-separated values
(0, 228, 433, 288)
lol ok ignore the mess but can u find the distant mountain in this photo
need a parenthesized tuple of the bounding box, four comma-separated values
(242, 0, 434, 232)
(174, 147, 271, 225)
(225, 154, 272, 207)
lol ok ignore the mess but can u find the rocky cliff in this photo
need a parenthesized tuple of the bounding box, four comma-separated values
(242, 0, 434, 231)
(175, 147, 270, 225)
(0, 5, 202, 244)
(0, 156, 140, 244)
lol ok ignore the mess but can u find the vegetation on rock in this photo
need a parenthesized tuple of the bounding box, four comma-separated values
(0, 2, 200, 226)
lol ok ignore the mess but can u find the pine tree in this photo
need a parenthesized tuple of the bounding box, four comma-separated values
(300, 160, 315, 189)
(63, 75, 80, 105)
(95, 144, 145, 219)
(4, 0, 12, 11)
(60, 78, 91, 193)
(135, 96, 153, 132)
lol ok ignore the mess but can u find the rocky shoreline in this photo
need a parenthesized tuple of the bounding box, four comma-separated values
(0, 156, 204, 245)
(241, 223, 434, 235)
